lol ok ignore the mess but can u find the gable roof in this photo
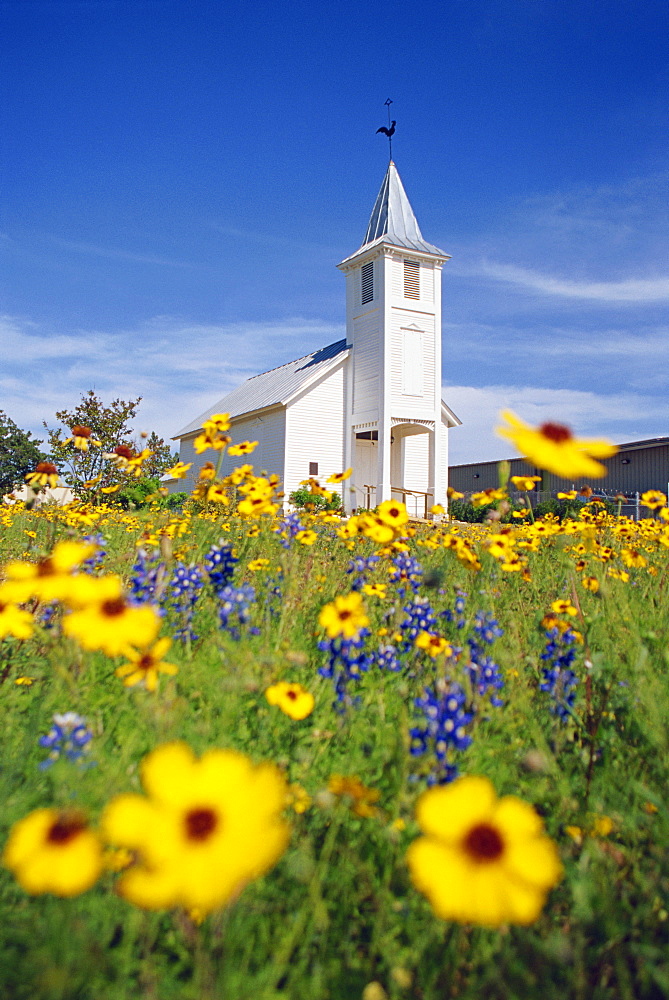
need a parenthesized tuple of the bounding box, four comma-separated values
(174, 339, 349, 438)
(358, 160, 448, 258)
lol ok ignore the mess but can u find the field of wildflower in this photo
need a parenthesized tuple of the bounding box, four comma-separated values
(1, 415, 669, 1000)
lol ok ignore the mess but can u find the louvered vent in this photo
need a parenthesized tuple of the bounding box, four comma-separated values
(361, 261, 374, 305)
(404, 259, 420, 299)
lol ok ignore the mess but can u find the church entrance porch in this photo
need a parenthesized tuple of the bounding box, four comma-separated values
(351, 424, 435, 516)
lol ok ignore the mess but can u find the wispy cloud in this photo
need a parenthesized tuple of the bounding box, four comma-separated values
(444, 383, 669, 464)
(474, 262, 669, 303)
(47, 237, 197, 269)
(0, 314, 344, 444)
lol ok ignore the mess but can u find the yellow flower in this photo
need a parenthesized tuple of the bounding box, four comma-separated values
(0, 540, 98, 605)
(362, 583, 387, 599)
(228, 441, 258, 456)
(496, 411, 617, 479)
(581, 576, 600, 593)
(14, 676, 35, 686)
(207, 484, 229, 504)
(328, 775, 380, 818)
(63, 595, 160, 656)
(265, 681, 315, 720)
(415, 632, 453, 658)
(165, 461, 192, 480)
(550, 599, 577, 617)
(202, 413, 231, 434)
(3, 808, 103, 897)
(510, 475, 541, 491)
(25, 462, 60, 489)
(447, 487, 464, 500)
(557, 490, 578, 500)
(406, 776, 563, 927)
(621, 548, 647, 569)
(326, 468, 353, 483)
(640, 490, 666, 510)
(295, 529, 318, 546)
(430, 504, 445, 516)
(376, 500, 409, 529)
(115, 638, 178, 692)
(63, 425, 101, 451)
(248, 558, 270, 572)
(101, 742, 290, 913)
(318, 592, 369, 639)
(286, 783, 312, 814)
(471, 487, 508, 508)
(0, 602, 34, 640)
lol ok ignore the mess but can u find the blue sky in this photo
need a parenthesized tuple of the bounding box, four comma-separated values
(1, 0, 668, 462)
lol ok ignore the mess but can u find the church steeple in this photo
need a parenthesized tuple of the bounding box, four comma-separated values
(360, 161, 447, 257)
(338, 161, 456, 514)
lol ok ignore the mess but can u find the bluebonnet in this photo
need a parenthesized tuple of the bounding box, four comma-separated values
(204, 542, 238, 595)
(38, 713, 93, 770)
(374, 643, 401, 672)
(397, 595, 440, 653)
(410, 683, 473, 785)
(218, 583, 258, 640)
(128, 548, 164, 605)
(346, 555, 379, 591)
(441, 589, 467, 629)
(466, 611, 505, 705)
(167, 562, 204, 642)
(540, 627, 579, 721)
(389, 552, 423, 596)
(274, 511, 304, 549)
(318, 633, 373, 707)
(81, 533, 106, 571)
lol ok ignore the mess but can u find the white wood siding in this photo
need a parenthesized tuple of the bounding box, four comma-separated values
(389, 312, 436, 412)
(352, 310, 380, 419)
(284, 363, 346, 501)
(175, 409, 286, 492)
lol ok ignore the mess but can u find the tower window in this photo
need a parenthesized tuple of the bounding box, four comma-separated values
(361, 261, 374, 304)
(404, 259, 420, 299)
(309, 462, 319, 475)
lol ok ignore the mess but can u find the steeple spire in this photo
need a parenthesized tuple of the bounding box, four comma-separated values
(359, 161, 446, 257)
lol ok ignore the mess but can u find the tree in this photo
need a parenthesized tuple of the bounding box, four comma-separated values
(0, 411, 46, 496)
(44, 391, 177, 501)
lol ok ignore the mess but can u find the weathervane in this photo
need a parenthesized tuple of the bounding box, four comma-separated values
(376, 98, 396, 160)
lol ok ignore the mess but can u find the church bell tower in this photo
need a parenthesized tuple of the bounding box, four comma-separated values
(337, 161, 457, 515)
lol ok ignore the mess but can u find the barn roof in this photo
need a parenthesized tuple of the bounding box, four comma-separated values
(354, 160, 448, 259)
(174, 339, 349, 438)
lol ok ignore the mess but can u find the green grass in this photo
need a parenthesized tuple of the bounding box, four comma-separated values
(1, 503, 668, 999)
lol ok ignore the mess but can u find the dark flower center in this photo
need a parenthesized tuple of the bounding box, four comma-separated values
(47, 814, 87, 845)
(114, 445, 134, 460)
(138, 653, 155, 670)
(185, 808, 218, 842)
(72, 425, 92, 438)
(463, 822, 504, 862)
(339, 610, 352, 620)
(539, 422, 572, 444)
(101, 598, 127, 617)
(35, 462, 58, 475)
(37, 558, 56, 577)
(286, 690, 298, 700)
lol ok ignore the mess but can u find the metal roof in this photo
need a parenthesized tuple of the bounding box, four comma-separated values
(174, 339, 349, 438)
(358, 161, 448, 258)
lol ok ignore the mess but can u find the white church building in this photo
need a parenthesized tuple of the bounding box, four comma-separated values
(172, 161, 461, 515)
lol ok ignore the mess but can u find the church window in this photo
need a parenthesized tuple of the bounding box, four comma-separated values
(309, 462, 319, 475)
(403, 259, 420, 299)
(361, 261, 374, 305)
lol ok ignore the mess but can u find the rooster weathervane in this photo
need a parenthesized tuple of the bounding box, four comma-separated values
(376, 98, 396, 159)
